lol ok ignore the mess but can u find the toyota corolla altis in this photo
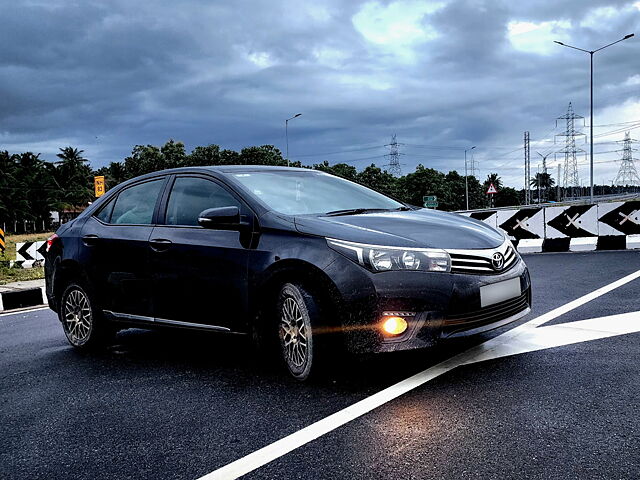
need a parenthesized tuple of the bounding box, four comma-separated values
(45, 166, 531, 380)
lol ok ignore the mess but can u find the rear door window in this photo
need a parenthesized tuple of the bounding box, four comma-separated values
(95, 196, 116, 223)
(110, 179, 164, 225)
(165, 176, 240, 226)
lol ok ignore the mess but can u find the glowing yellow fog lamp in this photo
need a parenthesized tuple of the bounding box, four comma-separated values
(381, 316, 408, 335)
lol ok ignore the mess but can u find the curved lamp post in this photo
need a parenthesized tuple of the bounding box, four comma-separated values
(554, 33, 634, 202)
(285, 113, 302, 167)
(464, 146, 476, 210)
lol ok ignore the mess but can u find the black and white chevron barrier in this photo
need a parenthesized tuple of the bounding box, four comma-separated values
(460, 200, 640, 253)
(11, 241, 47, 268)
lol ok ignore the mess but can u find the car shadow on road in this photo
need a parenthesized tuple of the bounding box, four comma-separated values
(71, 326, 488, 394)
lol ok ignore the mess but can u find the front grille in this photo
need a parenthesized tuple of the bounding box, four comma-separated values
(449, 245, 517, 275)
(443, 289, 530, 332)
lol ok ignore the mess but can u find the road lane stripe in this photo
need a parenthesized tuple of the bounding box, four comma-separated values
(198, 268, 640, 480)
(464, 310, 640, 364)
(0, 306, 49, 318)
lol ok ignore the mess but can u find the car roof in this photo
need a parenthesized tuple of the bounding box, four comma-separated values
(130, 165, 317, 180)
(207, 165, 313, 173)
(105, 165, 325, 199)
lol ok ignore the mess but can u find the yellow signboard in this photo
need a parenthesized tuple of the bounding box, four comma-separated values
(0, 228, 5, 253)
(94, 176, 105, 197)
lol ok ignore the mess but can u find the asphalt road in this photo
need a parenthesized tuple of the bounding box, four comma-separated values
(1, 251, 639, 479)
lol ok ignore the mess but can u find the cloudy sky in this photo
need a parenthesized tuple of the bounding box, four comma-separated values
(1, 0, 639, 187)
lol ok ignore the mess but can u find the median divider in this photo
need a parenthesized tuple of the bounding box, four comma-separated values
(459, 199, 640, 253)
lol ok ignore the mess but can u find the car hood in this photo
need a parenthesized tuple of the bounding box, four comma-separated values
(294, 209, 505, 250)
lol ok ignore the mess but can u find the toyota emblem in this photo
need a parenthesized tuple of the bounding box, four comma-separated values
(491, 252, 505, 270)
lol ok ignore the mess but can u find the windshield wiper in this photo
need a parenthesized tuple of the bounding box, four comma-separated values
(325, 207, 408, 217)
(325, 208, 386, 217)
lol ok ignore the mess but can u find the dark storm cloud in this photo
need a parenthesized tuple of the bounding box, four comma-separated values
(1, 0, 639, 186)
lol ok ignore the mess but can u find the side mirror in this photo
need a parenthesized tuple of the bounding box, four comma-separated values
(198, 206, 241, 230)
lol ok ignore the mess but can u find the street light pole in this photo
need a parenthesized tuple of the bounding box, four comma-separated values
(285, 113, 302, 167)
(554, 33, 634, 203)
(590, 50, 593, 202)
(464, 146, 475, 210)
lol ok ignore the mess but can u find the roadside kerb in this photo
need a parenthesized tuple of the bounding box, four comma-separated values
(0, 279, 46, 311)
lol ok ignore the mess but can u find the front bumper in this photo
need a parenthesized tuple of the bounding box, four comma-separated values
(323, 252, 531, 354)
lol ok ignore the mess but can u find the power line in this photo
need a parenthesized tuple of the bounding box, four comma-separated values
(332, 154, 387, 164)
(292, 145, 384, 158)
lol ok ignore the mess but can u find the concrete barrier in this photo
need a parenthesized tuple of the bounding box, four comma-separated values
(459, 199, 640, 253)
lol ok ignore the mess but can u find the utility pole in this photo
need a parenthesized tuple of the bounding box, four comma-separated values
(384, 134, 403, 177)
(557, 164, 562, 201)
(524, 131, 530, 205)
(556, 103, 585, 199)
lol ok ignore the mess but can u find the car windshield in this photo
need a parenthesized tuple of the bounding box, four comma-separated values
(231, 170, 404, 215)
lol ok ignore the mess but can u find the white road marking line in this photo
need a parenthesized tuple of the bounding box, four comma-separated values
(463, 310, 640, 365)
(0, 306, 49, 318)
(198, 269, 640, 480)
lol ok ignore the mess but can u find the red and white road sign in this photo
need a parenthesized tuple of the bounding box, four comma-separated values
(486, 183, 498, 195)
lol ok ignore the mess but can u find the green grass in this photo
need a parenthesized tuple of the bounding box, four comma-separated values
(0, 265, 45, 285)
(0, 232, 54, 285)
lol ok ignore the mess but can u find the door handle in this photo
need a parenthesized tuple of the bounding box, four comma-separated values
(82, 234, 100, 246)
(149, 238, 172, 252)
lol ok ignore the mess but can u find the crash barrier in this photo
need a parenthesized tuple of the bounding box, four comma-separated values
(10, 241, 47, 269)
(459, 200, 640, 253)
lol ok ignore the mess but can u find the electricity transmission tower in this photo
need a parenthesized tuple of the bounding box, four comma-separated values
(468, 150, 479, 178)
(524, 131, 530, 204)
(555, 103, 585, 197)
(384, 134, 403, 176)
(614, 131, 640, 187)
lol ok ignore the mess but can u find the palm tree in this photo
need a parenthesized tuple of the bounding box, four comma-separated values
(56, 147, 87, 166)
(53, 147, 93, 208)
(530, 172, 555, 202)
(529, 172, 555, 189)
(484, 173, 503, 191)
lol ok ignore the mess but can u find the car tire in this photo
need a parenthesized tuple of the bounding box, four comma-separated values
(277, 282, 320, 381)
(59, 282, 113, 350)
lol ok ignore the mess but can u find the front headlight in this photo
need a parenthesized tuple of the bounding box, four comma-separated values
(327, 238, 451, 273)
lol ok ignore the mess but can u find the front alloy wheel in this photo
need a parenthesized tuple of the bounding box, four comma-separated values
(278, 283, 315, 380)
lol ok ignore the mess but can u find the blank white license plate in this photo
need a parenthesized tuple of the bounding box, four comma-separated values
(480, 278, 521, 308)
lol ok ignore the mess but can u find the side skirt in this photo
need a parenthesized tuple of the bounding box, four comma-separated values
(103, 310, 246, 335)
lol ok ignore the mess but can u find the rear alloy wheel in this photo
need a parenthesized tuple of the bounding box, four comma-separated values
(277, 283, 316, 380)
(60, 283, 110, 349)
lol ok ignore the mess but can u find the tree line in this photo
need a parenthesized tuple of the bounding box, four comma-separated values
(1, 139, 527, 232)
